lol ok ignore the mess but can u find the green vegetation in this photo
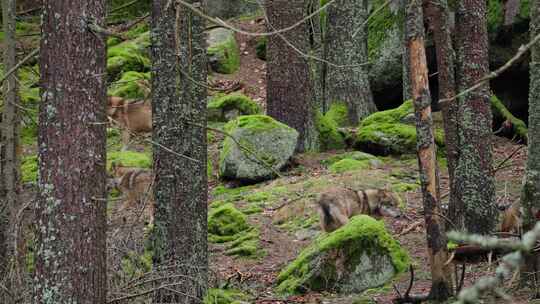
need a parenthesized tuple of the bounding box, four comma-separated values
(325, 102, 349, 127)
(490, 95, 528, 140)
(108, 71, 151, 99)
(208, 31, 241, 74)
(276, 215, 409, 294)
(329, 158, 371, 174)
(21, 155, 38, 183)
(255, 36, 267, 60)
(316, 112, 347, 151)
(107, 31, 151, 80)
(203, 288, 251, 304)
(107, 150, 152, 171)
(208, 93, 262, 122)
(323, 151, 379, 166)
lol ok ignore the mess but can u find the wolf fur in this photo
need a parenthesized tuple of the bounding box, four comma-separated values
(107, 96, 152, 150)
(316, 186, 402, 232)
(111, 163, 155, 224)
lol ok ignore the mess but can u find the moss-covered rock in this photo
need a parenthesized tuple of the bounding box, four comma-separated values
(219, 115, 299, 182)
(316, 112, 347, 151)
(329, 159, 372, 174)
(323, 151, 379, 166)
(107, 150, 152, 171)
(108, 71, 151, 99)
(355, 100, 445, 155)
(325, 102, 350, 127)
(208, 203, 250, 242)
(276, 215, 409, 294)
(207, 28, 240, 74)
(208, 93, 261, 122)
(255, 36, 267, 61)
(203, 288, 250, 304)
(107, 31, 151, 80)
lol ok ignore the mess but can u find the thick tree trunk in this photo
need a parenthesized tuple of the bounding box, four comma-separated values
(266, 0, 320, 152)
(0, 0, 20, 279)
(520, 0, 540, 289)
(451, 0, 497, 234)
(407, 0, 453, 300)
(34, 0, 107, 302)
(425, 0, 459, 226)
(151, 0, 208, 302)
(324, 0, 376, 125)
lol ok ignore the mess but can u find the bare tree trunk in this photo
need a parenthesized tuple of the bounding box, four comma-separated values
(424, 0, 459, 227)
(407, 0, 453, 300)
(324, 0, 376, 125)
(451, 0, 497, 234)
(34, 0, 107, 302)
(151, 0, 208, 302)
(0, 0, 20, 292)
(520, 0, 540, 290)
(266, 0, 320, 152)
(401, 0, 411, 101)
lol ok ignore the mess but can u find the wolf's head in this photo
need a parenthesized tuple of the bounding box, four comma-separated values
(375, 189, 402, 218)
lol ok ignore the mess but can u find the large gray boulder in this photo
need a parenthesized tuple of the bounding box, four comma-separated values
(204, 0, 260, 19)
(219, 115, 298, 182)
(276, 215, 409, 294)
(207, 28, 241, 74)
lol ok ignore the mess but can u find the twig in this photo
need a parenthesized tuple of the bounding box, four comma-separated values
(494, 145, 524, 173)
(397, 221, 423, 237)
(117, 13, 150, 32)
(108, 0, 142, 15)
(439, 31, 540, 105)
(0, 48, 39, 86)
(87, 19, 127, 40)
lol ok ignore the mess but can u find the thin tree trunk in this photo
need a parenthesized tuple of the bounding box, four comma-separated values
(34, 0, 107, 302)
(407, 0, 453, 299)
(266, 0, 320, 152)
(424, 0, 459, 228)
(520, 0, 540, 290)
(151, 0, 208, 302)
(451, 0, 497, 234)
(324, 0, 376, 125)
(0, 0, 20, 280)
(401, 0, 411, 101)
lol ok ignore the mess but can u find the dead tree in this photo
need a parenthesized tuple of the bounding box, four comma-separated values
(407, 0, 453, 299)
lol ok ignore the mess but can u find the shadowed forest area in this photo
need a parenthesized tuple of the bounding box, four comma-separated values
(1, 0, 540, 303)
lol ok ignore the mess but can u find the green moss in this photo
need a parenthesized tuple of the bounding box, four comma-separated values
(277, 215, 409, 293)
(325, 102, 349, 127)
(108, 71, 151, 99)
(21, 155, 38, 183)
(356, 100, 445, 155)
(490, 95, 528, 140)
(107, 151, 152, 171)
(223, 115, 287, 134)
(208, 93, 261, 122)
(255, 36, 267, 60)
(125, 22, 149, 39)
(367, 0, 404, 59)
(329, 159, 371, 174)
(225, 228, 264, 258)
(391, 182, 419, 193)
(107, 37, 122, 48)
(487, 0, 504, 34)
(212, 184, 256, 200)
(316, 112, 347, 151)
(121, 250, 153, 279)
(208, 203, 250, 242)
(276, 215, 409, 294)
(107, 31, 151, 80)
(208, 33, 240, 74)
(322, 151, 378, 166)
(203, 288, 250, 304)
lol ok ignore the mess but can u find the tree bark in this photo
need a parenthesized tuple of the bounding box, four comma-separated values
(266, 0, 320, 152)
(0, 0, 20, 280)
(424, 0, 459, 228)
(401, 0, 412, 101)
(151, 0, 208, 302)
(407, 0, 453, 299)
(520, 0, 540, 289)
(451, 0, 498, 234)
(324, 0, 376, 125)
(34, 0, 107, 302)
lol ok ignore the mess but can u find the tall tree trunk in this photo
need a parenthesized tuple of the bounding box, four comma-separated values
(425, 0, 459, 228)
(451, 0, 497, 234)
(34, 0, 107, 302)
(266, 0, 320, 152)
(407, 0, 453, 299)
(520, 0, 540, 289)
(401, 0, 411, 101)
(324, 0, 376, 125)
(0, 0, 20, 280)
(151, 0, 208, 302)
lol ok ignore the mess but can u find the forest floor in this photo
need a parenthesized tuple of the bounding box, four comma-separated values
(9, 15, 538, 304)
